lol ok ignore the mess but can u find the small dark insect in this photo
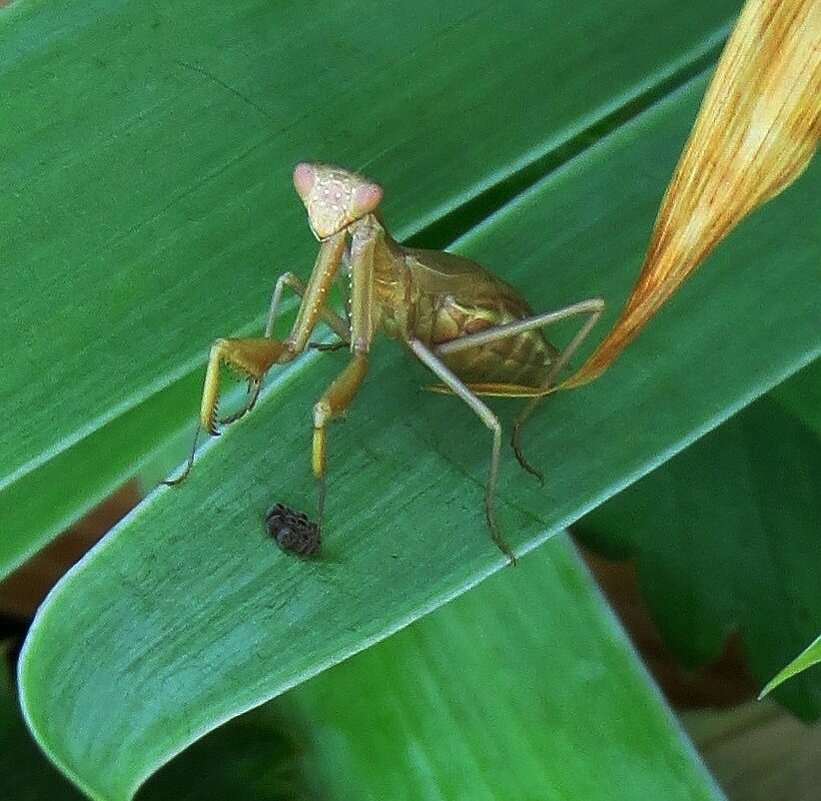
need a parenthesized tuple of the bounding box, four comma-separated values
(265, 503, 321, 556)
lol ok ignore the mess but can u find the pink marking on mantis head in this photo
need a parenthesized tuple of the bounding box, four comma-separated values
(292, 162, 383, 240)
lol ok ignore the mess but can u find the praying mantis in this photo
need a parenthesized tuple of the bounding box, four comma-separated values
(167, 163, 604, 563)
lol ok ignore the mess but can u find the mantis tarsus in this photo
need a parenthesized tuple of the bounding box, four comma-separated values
(166, 163, 604, 564)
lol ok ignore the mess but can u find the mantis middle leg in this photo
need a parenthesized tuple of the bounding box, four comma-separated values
(309, 218, 377, 525)
(264, 271, 350, 342)
(435, 298, 604, 482)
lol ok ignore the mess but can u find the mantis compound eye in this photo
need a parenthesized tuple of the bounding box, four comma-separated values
(351, 181, 382, 216)
(292, 162, 316, 199)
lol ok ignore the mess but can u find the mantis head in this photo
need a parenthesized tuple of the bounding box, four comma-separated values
(293, 163, 383, 240)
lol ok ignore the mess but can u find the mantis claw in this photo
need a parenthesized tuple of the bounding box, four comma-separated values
(218, 380, 262, 427)
(199, 338, 285, 437)
(511, 426, 545, 486)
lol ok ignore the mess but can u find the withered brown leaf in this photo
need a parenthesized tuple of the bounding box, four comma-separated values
(565, 0, 820, 388)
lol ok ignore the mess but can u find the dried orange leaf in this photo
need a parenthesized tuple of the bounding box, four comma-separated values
(566, 0, 820, 387)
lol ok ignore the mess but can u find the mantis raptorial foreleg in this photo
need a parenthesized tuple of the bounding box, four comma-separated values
(311, 353, 369, 520)
(162, 336, 286, 486)
(164, 234, 348, 486)
(310, 218, 376, 523)
(221, 271, 352, 427)
(408, 338, 513, 564)
(201, 237, 349, 436)
(201, 338, 286, 434)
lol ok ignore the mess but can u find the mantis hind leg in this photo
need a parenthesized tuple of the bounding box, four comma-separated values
(408, 338, 514, 565)
(433, 298, 605, 484)
(510, 298, 604, 479)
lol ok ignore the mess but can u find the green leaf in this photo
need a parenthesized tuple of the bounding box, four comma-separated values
(7, 0, 820, 797)
(4, 540, 725, 800)
(281, 536, 724, 801)
(577, 388, 821, 719)
(0, 374, 199, 578)
(134, 701, 304, 801)
(759, 635, 821, 700)
(770, 361, 821, 437)
(0, 662, 85, 801)
(0, 0, 739, 571)
(18, 67, 819, 799)
(1, 653, 300, 801)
